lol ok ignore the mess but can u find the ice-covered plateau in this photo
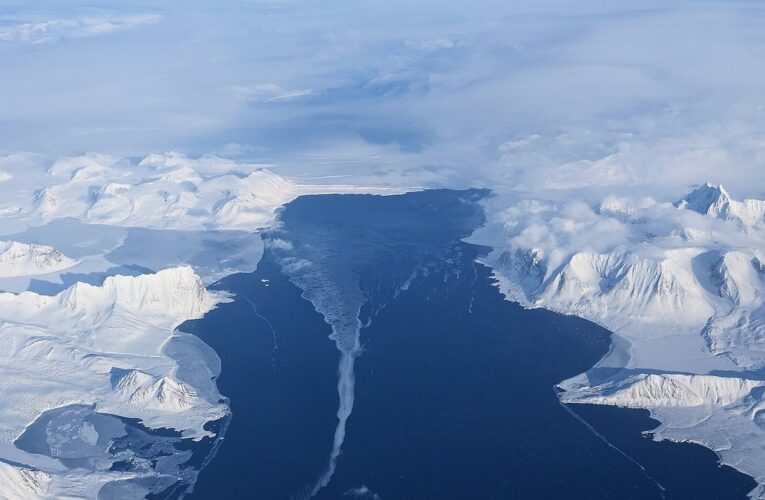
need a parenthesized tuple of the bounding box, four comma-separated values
(469, 183, 765, 495)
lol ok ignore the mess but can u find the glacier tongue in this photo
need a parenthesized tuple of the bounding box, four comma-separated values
(468, 183, 765, 493)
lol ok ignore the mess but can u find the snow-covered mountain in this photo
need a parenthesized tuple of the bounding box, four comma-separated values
(469, 184, 765, 494)
(675, 183, 765, 226)
(0, 240, 76, 277)
(563, 373, 765, 408)
(0, 266, 228, 497)
(0, 152, 400, 231)
(5, 149, 764, 495)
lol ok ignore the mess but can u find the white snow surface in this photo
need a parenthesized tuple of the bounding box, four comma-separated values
(0, 240, 76, 277)
(0, 266, 227, 497)
(0, 151, 396, 231)
(0, 266, 226, 442)
(676, 183, 765, 226)
(0, 461, 53, 500)
(469, 183, 765, 494)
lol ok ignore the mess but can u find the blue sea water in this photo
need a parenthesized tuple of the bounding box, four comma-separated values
(182, 190, 755, 499)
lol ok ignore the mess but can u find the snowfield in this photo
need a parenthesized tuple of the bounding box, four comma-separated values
(0, 267, 225, 441)
(0, 240, 76, 277)
(0, 267, 227, 497)
(469, 183, 765, 495)
(15, 152, 398, 231)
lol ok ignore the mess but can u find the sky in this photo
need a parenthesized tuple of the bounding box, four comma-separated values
(3, 0, 765, 197)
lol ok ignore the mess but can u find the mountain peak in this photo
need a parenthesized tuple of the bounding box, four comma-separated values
(675, 183, 732, 217)
(0, 240, 76, 277)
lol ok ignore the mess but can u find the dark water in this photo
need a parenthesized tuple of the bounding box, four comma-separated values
(182, 258, 339, 499)
(183, 190, 755, 499)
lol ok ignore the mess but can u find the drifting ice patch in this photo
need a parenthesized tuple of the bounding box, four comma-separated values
(344, 484, 382, 499)
(273, 256, 366, 497)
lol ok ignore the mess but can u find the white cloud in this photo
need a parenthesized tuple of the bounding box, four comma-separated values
(0, 14, 160, 44)
(1, 1, 765, 199)
(231, 83, 314, 103)
(265, 238, 294, 251)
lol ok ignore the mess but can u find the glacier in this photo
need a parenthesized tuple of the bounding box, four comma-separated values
(14, 152, 399, 231)
(468, 183, 765, 495)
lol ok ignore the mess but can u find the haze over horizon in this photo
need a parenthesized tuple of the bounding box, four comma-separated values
(3, 1, 765, 197)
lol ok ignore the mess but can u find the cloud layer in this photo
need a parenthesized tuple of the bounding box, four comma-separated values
(2, 1, 765, 197)
(0, 14, 159, 44)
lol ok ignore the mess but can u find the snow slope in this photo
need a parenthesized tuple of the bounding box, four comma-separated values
(0, 240, 76, 277)
(0, 267, 227, 497)
(676, 183, 765, 226)
(0, 151, 400, 232)
(469, 184, 765, 494)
